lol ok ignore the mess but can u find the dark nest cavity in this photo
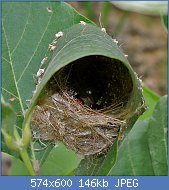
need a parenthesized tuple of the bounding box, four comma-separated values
(31, 55, 133, 156)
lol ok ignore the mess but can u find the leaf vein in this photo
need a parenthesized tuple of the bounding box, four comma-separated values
(2, 87, 19, 99)
(2, 22, 25, 113)
(2, 56, 10, 64)
(127, 137, 136, 175)
(16, 5, 53, 84)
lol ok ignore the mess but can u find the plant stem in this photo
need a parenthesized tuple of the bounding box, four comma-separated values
(82, 2, 95, 21)
(19, 148, 36, 176)
(113, 11, 130, 37)
(13, 126, 36, 175)
(102, 2, 111, 28)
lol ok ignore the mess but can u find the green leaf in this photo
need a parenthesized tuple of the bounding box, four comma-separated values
(41, 143, 81, 175)
(109, 120, 155, 175)
(24, 15, 145, 175)
(1, 97, 20, 154)
(161, 15, 168, 31)
(140, 85, 160, 120)
(147, 95, 168, 175)
(24, 22, 145, 174)
(109, 96, 168, 176)
(75, 139, 118, 176)
(26, 22, 144, 125)
(82, 2, 95, 21)
(2, 2, 146, 175)
(9, 156, 29, 176)
(102, 2, 112, 28)
(2, 1, 91, 126)
(32, 141, 54, 166)
(1, 97, 16, 136)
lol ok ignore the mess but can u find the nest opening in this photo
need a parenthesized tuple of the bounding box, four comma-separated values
(32, 55, 133, 156)
(49, 55, 133, 113)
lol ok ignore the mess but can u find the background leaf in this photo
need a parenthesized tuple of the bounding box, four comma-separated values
(2, 97, 16, 136)
(109, 120, 154, 175)
(161, 15, 168, 31)
(41, 143, 81, 176)
(9, 143, 81, 176)
(140, 86, 160, 120)
(1, 98, 19, 157)
(109, 95, 168, 176)
(9, 157, 29, 176)
(147, 95, 168, 175)
(32, 141, 54, 166)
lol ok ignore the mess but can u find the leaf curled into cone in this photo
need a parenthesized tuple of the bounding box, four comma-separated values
(27, 23, 146, 156)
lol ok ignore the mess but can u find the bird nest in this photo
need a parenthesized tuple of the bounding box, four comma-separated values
(31, 55, 134, 156)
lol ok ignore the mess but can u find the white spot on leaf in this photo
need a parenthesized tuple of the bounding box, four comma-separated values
(112, 39, 118, 44)
(41, 56, 48, 65)
(49, 44, 56, 51)
(101, 28, 106, 33)
(47, 7, 53, 13)
(36, 69, 45, 78)
(79, 21, 86, 25)
(55, 31, 64, 38)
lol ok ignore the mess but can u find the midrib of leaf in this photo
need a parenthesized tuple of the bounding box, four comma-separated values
(16, 3, 53, 84)
(2, 22, 24, 114)
(126, 137, 136, 175)
(146, 137, 155, 175)
(110, 136, 136, 175)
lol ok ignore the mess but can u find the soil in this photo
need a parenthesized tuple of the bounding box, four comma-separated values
(69, 2, 168, 96)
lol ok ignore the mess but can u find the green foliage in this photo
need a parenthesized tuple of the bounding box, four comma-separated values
(76, 96, 168, 176)
(9, 143, 81, 176)
(24, 21, 144, 175)
(2, 2, 91, 128)
(110, 96, 168, 176)
(82, 2, 95, 21)
(2, 1, 91, 175)
(140, 86, 160, 120)
(2, 2, 168, 176)
(41, 143, 81, 176)
(9, 156, 29, 176)
(1, 97, 19, 151)
(1, 97, 16, 138)
(147, 96, 168, 175)
(161, 15, 168, 31)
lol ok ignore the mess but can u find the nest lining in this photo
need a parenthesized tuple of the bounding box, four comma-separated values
(31, 55, 133, 156)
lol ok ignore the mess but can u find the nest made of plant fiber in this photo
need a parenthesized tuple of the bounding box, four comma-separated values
(31, 55, 134, 156)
